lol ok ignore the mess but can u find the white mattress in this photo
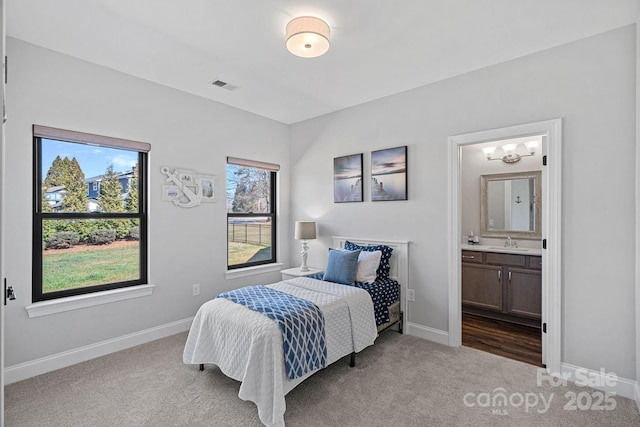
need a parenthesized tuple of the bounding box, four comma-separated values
(183, 277, 377, 427)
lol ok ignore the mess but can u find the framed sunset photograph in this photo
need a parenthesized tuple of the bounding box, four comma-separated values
(333, 153, 363, 203)
(371, 146, 407, 201)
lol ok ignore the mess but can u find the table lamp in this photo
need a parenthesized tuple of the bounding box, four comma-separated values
(294, 221, 316, 271)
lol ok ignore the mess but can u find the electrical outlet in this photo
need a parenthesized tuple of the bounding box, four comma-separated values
(192, 284, 200, 296)
(407, 289, 415, 302)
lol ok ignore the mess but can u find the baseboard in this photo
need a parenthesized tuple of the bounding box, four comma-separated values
(406, 322, 449, 346)
(635, 381, 640, 412)
(560, 362, 637, 401)
(4, 317, 193, 385)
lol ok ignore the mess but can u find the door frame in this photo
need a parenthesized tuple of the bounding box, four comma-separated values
(1, 0, 6, 423)
(447, 119, 562, 375)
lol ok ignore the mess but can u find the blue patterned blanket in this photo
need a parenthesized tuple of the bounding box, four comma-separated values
(218, 285, 327, 379)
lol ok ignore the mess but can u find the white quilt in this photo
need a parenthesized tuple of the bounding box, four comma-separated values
(183, 277, 377, 427)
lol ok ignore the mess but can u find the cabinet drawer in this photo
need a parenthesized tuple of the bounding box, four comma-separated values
(461, 250, 483, 264)
(529, 256, 542, 269)
(486, 252, 526, 267)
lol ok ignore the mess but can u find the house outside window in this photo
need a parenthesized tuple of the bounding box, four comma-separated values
(226, 157, 278, 269)
(32, 125, 149, 302)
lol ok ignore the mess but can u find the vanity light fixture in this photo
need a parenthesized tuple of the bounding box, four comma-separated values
(286, 16, 330, 58)
(482, 141, 539, 164)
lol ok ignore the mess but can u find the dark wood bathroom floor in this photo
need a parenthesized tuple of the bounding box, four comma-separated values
(462, 313, 543, 367)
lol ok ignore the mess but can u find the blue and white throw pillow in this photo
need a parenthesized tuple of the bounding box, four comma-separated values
(344, 241, 393, 279)
(322, 248, 361, 285)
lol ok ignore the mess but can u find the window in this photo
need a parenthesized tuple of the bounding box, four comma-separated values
(33, 125, 149, 302)
(226, 157, 278, 269)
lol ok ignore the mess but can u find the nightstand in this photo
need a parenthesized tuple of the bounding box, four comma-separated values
(281, 266, 323, 280)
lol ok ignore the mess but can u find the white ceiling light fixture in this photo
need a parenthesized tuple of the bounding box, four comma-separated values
(482, 141, 539, 163)
(286, 16, 330, 58)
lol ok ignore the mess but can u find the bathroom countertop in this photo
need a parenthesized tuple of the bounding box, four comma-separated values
(461, 244, 542, 256)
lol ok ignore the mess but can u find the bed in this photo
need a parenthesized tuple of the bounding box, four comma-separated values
(183, 237, 409, 427)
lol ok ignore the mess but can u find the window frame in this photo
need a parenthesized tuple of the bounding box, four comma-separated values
(226, 158, 278, 270)
(32, 125, 149, 302)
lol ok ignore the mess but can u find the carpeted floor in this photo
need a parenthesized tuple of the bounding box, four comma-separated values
(5, 330, 640, 426)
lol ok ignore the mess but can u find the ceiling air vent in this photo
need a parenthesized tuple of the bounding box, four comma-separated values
(210, 79, 238, 91)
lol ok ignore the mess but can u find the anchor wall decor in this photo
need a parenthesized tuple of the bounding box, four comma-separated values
(161, 166, 216, 208)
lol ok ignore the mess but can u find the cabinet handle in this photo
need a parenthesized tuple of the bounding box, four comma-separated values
(508, 271, 512, 282)
(497, 270, 501, 280)
(462, 255, 475, 259)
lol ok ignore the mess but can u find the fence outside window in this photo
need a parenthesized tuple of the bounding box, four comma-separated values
(228, 221, 272, 245)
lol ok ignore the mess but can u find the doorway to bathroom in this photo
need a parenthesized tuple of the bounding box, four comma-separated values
(447, 119, 562, 373)
(460, 136, 543, 366)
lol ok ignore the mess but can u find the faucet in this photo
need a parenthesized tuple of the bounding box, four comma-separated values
(505, 236, 517, 248)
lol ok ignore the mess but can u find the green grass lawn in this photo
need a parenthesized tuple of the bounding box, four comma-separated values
(43, 240, 269, 293)
(42, 244, 139, 293)
(228, 241, 270, 266)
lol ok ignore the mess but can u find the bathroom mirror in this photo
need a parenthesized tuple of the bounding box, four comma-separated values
(480, 171, 542, 240)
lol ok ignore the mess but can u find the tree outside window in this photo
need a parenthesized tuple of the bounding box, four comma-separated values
(226, 160, 277, 269)
(33, 126, 149, 301)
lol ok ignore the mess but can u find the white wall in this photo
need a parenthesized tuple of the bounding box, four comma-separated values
(3, 38, 290, 367)
(290, 25, 637, 380)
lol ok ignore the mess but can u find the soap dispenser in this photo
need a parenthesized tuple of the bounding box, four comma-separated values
(467, 231, 474, 245)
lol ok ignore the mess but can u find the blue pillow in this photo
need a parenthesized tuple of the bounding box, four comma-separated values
(344, 241, 393, 279)
(322, 249, 361, 285)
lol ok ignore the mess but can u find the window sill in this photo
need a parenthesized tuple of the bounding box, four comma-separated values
(225, 263, 284, 280)
(25, 284, 155, 318)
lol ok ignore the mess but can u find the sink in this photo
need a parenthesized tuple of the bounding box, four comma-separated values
(487, 246, 529, 252)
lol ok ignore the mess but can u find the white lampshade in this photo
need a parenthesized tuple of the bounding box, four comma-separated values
(501, 144, 517, 155)
(525, 140, 539, 154)
(481, 146, 496, 159)
(286, 16, 330, 58)
(294, 221, 316, 240)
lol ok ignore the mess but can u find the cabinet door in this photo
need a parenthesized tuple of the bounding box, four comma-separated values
(462, 264, 502, 312)
(507, 267, 541, 319)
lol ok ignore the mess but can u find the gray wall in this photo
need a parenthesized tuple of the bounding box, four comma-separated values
(4, 25, 638, 384)
(290, 25, 637, 379)
(4, 38, 291, 366)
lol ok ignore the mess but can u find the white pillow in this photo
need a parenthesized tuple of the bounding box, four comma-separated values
(356, 250, 382, 284)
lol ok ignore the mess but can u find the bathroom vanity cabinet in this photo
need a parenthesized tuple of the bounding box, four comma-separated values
(462, 249, 541, 328)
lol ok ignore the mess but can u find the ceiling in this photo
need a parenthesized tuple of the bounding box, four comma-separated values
(7, 0, 639, 124)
